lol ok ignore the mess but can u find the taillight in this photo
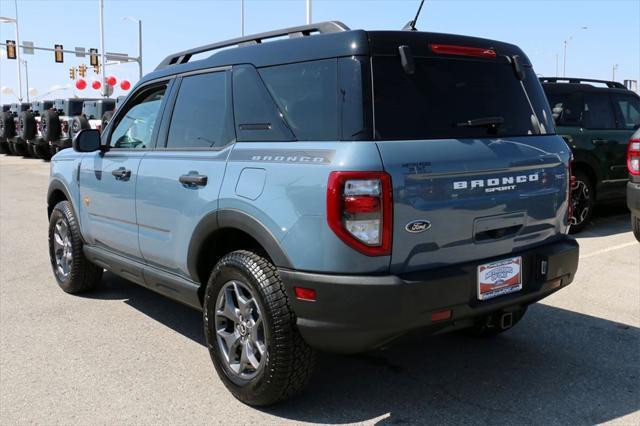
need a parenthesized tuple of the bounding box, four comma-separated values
(628, 138, 640, 176)
(327, 171, 392, 256)
(429, 43, 497, 59)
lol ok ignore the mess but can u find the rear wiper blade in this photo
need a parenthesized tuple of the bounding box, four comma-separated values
(456, 116, 504, 128)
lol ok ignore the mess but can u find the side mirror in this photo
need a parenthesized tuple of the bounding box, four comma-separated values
(72, 129, 102, 152)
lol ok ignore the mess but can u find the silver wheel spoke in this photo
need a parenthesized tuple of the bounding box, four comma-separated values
(214, 280, 267, 380)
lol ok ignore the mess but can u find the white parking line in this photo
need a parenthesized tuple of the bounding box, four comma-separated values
(580, 241, 638, 259)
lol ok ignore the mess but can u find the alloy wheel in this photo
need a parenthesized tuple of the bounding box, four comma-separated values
(571, 179, 590, 226)
(215, 280, 267, 380)
(53, 218, 73, 280)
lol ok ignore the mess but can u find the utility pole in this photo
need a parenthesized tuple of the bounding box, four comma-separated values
(306, 0, 312, 24)
(612, 64, 618, 81)
(99, 0, 107, 97)
(23, 59, 29, 102)
(241, 0, 245, 36)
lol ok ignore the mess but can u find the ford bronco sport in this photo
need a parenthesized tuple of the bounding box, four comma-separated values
(47, 22, 579, 405)
(541, 78, 640, 232)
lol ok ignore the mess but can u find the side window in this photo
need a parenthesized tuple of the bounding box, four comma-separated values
(110, 85, 167, 149)
(166, 71, 234, 149)
(259, 59, 338, 141)
(612, 94, 640, 130)
(583, 92, 616, 130)
(546, 91, 584, 127)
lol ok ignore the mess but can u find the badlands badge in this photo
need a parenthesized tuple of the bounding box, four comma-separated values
(477, 256, 522, 301)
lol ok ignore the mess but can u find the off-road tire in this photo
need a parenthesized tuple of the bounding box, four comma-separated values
(41, 110, 61, 143)
(465, 307, 527, 337)
(35, 143, 52, 161)
(27, 143, 38, 158)
(633, 214, 640, 243)
(569, 170, 594, 234)
(68, 115, 90, 141)
(18, 111, 37, 141)
(0, 112, 15, 140)
(48, 200, 103, 294)
(203, 250, 315, 406)
(101, 111, 114, 131)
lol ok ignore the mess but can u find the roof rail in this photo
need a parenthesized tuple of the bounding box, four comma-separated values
(155, 21, 351, 71)
(539, 77, 626, 89)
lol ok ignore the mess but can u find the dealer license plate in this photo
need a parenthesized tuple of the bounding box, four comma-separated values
(477, 256, 522, 301)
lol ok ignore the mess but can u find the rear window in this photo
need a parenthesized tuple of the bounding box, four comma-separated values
(372, 56, 554, 140)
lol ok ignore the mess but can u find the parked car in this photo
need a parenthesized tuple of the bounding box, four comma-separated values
(20, 100, 55, 160)
(0, 104, 14, 154)
(540, 77, 640, 232)
(82, 99, 116, 132)
(627, 129, 640, 241)
(42, 98, 97, 155)
(48, 22, 579, 405)
(7, 103, 31, 156)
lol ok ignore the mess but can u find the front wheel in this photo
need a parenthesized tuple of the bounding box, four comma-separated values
(48, 200, 103, 293)
(203, 250, 315, 406)
(569, 170, 594, 234)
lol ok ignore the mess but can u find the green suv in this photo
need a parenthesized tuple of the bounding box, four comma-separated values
(541, 78, 640, 232)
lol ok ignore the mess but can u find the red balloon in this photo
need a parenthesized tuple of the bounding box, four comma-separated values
(106, 75, 117, 87)
(120, 80, 131, 91)
(75, 79, 87, 90)
(92, 80, 102, 90)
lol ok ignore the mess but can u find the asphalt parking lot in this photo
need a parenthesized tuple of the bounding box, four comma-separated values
(1, 153, 638, 425)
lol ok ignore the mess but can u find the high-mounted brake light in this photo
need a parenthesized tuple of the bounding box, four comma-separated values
(327, 171, 392, 256)
(628, 138, 640, 176)
(429, 43, 496, 59)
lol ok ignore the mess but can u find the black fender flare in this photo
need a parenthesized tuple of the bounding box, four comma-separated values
(186, 209, 293, 283)
(47, 179, 75, 216)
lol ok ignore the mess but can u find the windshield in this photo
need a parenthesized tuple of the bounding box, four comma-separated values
(372, 56, 554, 140)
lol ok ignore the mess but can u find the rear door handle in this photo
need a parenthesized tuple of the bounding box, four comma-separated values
(179, 173, 208, 187)
(111, 167, 131, 180)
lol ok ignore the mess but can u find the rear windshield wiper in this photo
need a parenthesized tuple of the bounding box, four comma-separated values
(456, 117, 504, 128)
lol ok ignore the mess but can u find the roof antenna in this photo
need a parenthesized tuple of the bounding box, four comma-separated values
(403, 0, 426, 31)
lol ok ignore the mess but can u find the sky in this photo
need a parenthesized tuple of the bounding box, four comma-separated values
(0, 0, 639, 104)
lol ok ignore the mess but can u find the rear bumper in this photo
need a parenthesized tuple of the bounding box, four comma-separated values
(627, 181, 640, 216)
(279, 238, 579, 353)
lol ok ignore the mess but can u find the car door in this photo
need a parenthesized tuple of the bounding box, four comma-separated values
(79, 82, 169, 260)
(136, 69, 234, 277)
(582, 91, 626, 182)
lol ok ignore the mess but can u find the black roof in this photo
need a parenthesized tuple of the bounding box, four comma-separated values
(138, 22, 528, 87)
(540, 77, 634, 95)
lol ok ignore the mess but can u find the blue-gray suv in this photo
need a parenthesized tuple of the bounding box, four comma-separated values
(47, 22, 580, 405)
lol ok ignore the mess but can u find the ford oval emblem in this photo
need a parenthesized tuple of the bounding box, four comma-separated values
(405, 220, 431, 233)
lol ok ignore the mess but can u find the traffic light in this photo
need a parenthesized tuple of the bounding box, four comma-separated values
(78, 64, 87, 78)
(69, 67, 76, 80)
(6, 40, 16, 60)
(89, 48, 98, 66)
(93, 63, 100, 74)
(54, 44, 64, 63)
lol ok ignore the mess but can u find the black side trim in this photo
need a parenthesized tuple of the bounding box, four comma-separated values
(84, 245, 201, 310)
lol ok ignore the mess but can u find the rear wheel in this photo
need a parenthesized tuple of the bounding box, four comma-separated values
(569, 170, 594, 234)
(27, 143, 38, 158)
(203, 250, 315, 406)
(48, 200, 103, 293)
(633, 214, 640, 242)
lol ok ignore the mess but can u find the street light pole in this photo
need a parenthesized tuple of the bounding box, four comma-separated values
(241, 0, 245, 36)
(124, 17, 143, 79)
(562, 26, 587, 78)
(23, 59, 29, 102)
(99, 0, 107, 97)
(0, 7, 23, 101)
(306, 0, 312, 24)
(612, 64, 619, 81)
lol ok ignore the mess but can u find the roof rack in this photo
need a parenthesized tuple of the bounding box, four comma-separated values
(539, 77, 626, 89)
(155, 21, 350, 71)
